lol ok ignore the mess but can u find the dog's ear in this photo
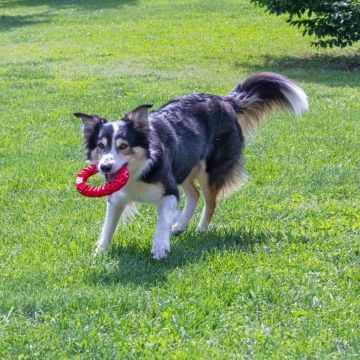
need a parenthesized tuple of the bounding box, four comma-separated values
(73, 113, 107, 161)
(73, 112, 107, 128)
(125, 104, 153, 130)
(73, 112, 107, 138)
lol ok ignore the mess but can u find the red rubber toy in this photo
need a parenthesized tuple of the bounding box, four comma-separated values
(75, 164, 129, 197)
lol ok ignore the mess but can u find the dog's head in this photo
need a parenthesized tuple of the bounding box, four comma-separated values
(74, 104, 153, 176)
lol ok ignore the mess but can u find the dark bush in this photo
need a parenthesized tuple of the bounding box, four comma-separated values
(251, 0, 360, 48)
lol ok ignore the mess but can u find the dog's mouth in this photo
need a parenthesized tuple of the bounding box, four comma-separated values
(105, 172, 117, 183)
(104, 164, 128, 183)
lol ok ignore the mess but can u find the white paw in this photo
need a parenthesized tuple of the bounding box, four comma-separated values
(171, 221, 188, 235)
(92, 244, 109, 257)
(196, 224, 208, 232)
(151, 241, 170, 260)
(92, 247, 102, 257)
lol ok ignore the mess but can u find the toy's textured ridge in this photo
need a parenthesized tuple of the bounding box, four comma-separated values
(75, 164, 129, 197)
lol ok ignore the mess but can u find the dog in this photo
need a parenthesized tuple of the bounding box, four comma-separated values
(74, 72, 308, 259)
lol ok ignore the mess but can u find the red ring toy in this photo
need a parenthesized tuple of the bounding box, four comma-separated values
(75, 164, 129, 197)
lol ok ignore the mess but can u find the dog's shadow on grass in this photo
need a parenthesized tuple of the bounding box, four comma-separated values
(88, 228, 306, 287)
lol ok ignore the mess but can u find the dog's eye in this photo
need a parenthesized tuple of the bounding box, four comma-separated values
(98, 143, 105, 150)
(118, 143, 128, 150)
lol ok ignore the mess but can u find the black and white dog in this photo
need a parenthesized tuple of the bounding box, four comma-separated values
(74, 72, 308, 259)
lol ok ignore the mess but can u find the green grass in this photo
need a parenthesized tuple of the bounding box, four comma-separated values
(0, 0, 359, 358)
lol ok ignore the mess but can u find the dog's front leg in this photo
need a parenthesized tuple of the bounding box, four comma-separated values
(95, 198, 126, 254)
(152, 195, 178, 260)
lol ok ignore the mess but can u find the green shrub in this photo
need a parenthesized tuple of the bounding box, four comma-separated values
(251, 0, 360, 48)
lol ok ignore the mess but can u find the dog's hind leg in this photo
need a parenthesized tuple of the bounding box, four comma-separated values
(94, 200, 126, 255)
(197, 171, 218, 232)
(171, 178, 200, 235)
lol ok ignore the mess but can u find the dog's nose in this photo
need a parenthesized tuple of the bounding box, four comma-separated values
(100, 164, 112, 173)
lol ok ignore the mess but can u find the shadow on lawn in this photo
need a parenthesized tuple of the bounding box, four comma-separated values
(0, 13, 50, 31)
(89, 228, 307, 287)
(0, 0, 136, 9)
(0, 0, 137, 32)
(238, 53, 360, 87)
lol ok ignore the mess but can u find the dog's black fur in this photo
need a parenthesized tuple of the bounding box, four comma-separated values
(140, 93, 244, 199)
(81, 72, 306, 198)
(75, 72, 308, 258)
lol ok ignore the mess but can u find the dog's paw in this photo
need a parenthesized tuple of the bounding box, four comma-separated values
(92, 245, 108, 257)
(196, 223, 209, 232)
(92, 247, 102, 257)
(151, 242, 170, 260)
(171, 222, 188, 236)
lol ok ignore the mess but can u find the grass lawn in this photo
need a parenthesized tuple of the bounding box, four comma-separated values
(0, 0, 359, 358)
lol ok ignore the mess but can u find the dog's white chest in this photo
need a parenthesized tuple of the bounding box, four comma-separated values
(112, 180, 164, 204)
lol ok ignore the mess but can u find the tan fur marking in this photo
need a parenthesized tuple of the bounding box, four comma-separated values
(196, 165, 219, 231)
(199, 190, 217, 230)
(99, 137, 107, 147)
(132, 146, 147, 161)
(89, 148, 99, 162)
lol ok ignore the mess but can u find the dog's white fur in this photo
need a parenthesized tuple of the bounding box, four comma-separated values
(93, 128, 168, 259)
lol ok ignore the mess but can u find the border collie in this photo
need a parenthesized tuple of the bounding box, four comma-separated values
(74, 72, 308, 259)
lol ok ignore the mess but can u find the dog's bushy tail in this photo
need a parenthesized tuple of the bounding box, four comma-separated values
(226, 72, 308, 135)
